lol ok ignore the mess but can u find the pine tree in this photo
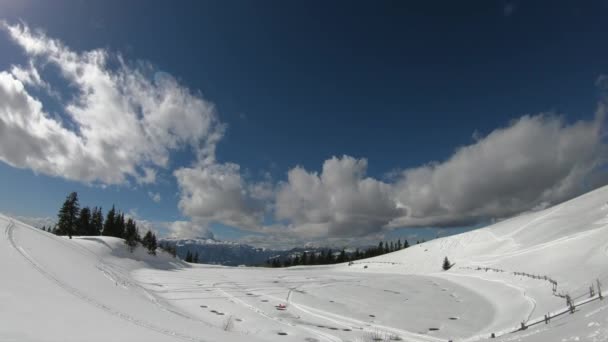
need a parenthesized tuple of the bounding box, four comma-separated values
(325, 249, 334, 264)
(57, 192, 80, 239)
(185, 250, 193, 262)
(76, 206, 92, 236)
(102, 206, 117, 237)
(141, 231, 158, 256)
(193, 252, 199, 263)
(124, 218, 140, 252)
(404, 239, 410, 249)
(91, 207, 103, 235)
(301, 252, 308, 265)
(397, 239, 402, 250)
(309, 252, 317, 265)
(442, 256, 452, 271)
(337, 249, 346, 263)
(115, 212, 126, 238)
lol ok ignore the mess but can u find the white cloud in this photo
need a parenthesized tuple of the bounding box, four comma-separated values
(269, 110, 607, 238)
(167, 220, 215, 239)
(174, 163, 265, 231)
(174, 109, 607, 241)
(275, 156, 403, 237)
(0, 22, 222, 185)
(390, 111, 606, 228)
(148, 191, 161, 203)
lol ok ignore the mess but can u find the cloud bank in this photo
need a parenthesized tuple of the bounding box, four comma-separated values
(2, 22, 607, 243)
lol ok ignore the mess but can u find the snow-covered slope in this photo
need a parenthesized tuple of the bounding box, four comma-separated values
(337, 185, 608, 340)
(0, 214, 266, 342)
(2, 185, 608, 342)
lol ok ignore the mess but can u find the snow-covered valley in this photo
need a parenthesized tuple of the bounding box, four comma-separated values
(2, 185, 608, 341)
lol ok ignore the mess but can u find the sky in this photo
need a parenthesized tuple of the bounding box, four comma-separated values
(0, 0, 607, 249)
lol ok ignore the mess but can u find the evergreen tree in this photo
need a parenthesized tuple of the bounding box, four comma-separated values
(141, 230, 157, 255)
(102, 206, 117, 237)
(337, 249, 346, 263)
(325, 249, 334, 264)
(124, 218, 140, 252)
(76, 206, 92, 236)
(309, 252, 317, 265)
(91, 207, 103, 235)
(185, 250, 193, 262)
(292, 255, 301, 266)
(115, 212, 126, 238)
(301, 252, 309, 265)
(193, 252, 199, 263)
(397, 239, 402, 250)
(378, 242, 383, 256)
(390, 241, 394, 252)
(442, 256, 452, 271)
(57, 192, 80, 239)
(404, 239, 410, 249)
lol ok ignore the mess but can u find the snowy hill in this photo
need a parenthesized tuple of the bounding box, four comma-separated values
(2, 185, 608, 341)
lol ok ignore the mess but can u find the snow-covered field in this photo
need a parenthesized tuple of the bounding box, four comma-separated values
(2, 185, 608, 341)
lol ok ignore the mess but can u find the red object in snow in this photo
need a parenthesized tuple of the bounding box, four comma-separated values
(276, 304, 287, 310)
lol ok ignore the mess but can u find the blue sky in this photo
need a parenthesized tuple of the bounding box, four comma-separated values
(0, 1, 607, 248)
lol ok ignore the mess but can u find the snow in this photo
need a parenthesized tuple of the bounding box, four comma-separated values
(2, 185, 608, 341)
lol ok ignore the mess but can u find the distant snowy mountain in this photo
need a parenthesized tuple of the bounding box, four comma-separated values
(159, 237, 350, 266)
(160, 237, 274, 266)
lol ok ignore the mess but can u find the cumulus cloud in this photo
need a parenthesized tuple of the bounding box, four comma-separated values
(174, 163, 266, 231)
(176, 109, 607, 240)
(390, 111, 606, 228)
(270, 110, 606, 238)
(168, 220, 215, 239)
(275, 156, 404, 237)
(0, 22, 222, 185)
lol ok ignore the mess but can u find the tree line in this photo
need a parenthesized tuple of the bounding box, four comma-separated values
(43, 192, 158, 255)
(267, 238, 413, 268)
